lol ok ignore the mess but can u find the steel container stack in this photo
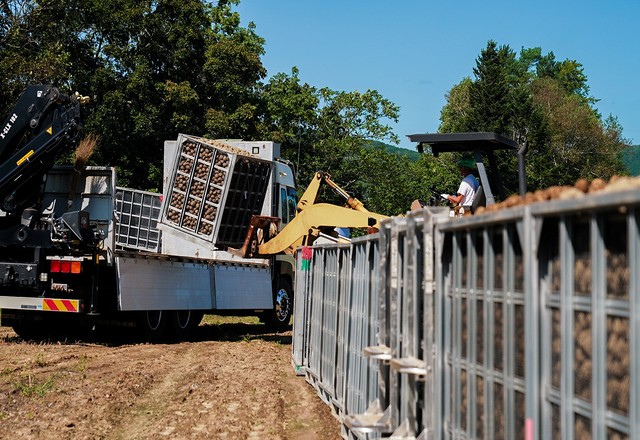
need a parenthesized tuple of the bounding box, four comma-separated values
(114, 187, 162, 252)
(160, 134, 272, 250)
(293, 186, 640, 440)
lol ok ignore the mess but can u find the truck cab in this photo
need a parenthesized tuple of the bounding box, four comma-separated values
(274, 160, 298, 229)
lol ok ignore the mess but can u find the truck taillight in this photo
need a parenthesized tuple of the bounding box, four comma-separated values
(49, 259, 82, 274)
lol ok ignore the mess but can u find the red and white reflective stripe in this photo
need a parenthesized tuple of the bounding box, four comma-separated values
(42, 298, 80, 312)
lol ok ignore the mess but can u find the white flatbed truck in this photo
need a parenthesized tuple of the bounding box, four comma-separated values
(0, 86, 298, 340)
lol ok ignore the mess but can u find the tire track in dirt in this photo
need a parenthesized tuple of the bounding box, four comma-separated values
(107, 344, 200, 439)
(0, 325, 342, 439)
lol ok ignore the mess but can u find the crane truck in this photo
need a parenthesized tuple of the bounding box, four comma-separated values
(0, 85, 386, 341)
(0, 84, 303, 339)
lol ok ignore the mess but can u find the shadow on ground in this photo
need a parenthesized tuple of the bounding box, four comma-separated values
(0, 319, 292, 347)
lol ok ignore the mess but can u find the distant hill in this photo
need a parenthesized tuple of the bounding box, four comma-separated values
(366, 140, 421, 161)
(622, 145, 640, 176)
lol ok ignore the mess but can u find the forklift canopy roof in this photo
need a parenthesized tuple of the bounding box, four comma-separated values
(406, 132, 523, 205)
(406, 132, 517, 156)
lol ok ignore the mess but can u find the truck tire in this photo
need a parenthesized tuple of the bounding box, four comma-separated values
(6, 312, 47, 340)
(166, 310, 203, 341)
(12, 322, 47, 341)
(265, 278, 293, 331)
(138, 310, 166, 341)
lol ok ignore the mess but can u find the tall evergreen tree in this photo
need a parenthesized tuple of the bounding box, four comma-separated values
(467, 41, 515, 134)
(439, 41, 628, 194)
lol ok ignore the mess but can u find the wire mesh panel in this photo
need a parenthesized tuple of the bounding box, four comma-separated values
(319, 246, 340, 402)
(534, 198, 640, 440)
(336, 239, 379, 436)
(291, 235, 383, 439)
(307, 247, 327, 389)
(292, 247, 313, 375)
(388, 216, 429, 436)
(294, 188, 640, 440)
(335, 244, 351, 413)
(436, 208, 528, 440)
(342, 239, 381, 425)
(114, 187, 162, 252)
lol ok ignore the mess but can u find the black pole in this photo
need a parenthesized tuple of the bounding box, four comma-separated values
(518, 140, 528, 196)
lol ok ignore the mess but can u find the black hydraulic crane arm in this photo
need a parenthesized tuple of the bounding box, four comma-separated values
(0, 85, 84, 213)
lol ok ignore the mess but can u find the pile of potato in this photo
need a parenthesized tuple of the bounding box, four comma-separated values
(450, 175, 638, 436)
(175, 174, 188, 191)
(608, 430, 628, 440)
(493, 301, 504, 371)
(215, 152, 230, 167)
(606, 316, 630, 414)
(203, 205, 217, 222)
(190, 181, 205, 198)
(574, 415, 592, 439)
(198, 222, 213, 235)
(166, 210, 180, 224)
(185, 196, 201, 216)
(165, 138, 232, 235)
(550, 309, 562, 389)
(182, 216, 197, 231)
(183, 141, 197, 156)
(211, 169, 226, 187)
(194, 162, 210, 180)
(573, 311, 593, 401)
(476, 175, 640, 214)
(476, 376, 485, 437)
(607, 251, 629, 298)
(493, 382, 505, 439)
(206, 187, 222, 204)
(198, 145, 213, 162)
(178, 157, 193, 174)
(459, 369, 469, 432)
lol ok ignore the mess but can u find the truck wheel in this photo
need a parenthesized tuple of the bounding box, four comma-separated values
(12, 322, 47, 341)
(6, 312, 48, 340)
(166, 310, 203, 341)
(265, 278, 293, 331)
(138, 310, 166, 341)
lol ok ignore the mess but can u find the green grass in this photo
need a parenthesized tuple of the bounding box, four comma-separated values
(200, 315, 260, 326)
(13, 374, 56, 397)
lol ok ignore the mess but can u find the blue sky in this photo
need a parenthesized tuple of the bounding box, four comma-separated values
(234, 1, 639, 150)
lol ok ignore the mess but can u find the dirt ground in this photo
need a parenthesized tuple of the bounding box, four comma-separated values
(0, 317, 342, 440)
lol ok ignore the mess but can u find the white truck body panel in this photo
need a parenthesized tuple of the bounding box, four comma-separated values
(116, 257, 213, 310)
(116, 256, 272, 311)
(158, 229, 269, 264)
(212, 265, 272, 309)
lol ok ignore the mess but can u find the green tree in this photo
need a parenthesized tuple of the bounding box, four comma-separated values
(294, 88, 399, 198)
(530, 77, 626, 184)
(0, 0, 270, 190)
(258, 68, 400, 200)
(439, 41, 628, 195)
(466, 41, 516, 134)
(439, 78, 472, 133)
(257, 67, 319, 176)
